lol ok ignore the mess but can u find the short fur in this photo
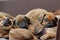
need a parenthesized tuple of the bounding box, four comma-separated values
(0, 12, 14, 38)
(40, 12, 58, 40)
(26, 8, 48, 23)
(9, 28, 39, 40)
(13, 15, 44, 35)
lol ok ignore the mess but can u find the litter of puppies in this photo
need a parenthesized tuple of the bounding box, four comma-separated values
(0, 8, 60, 40)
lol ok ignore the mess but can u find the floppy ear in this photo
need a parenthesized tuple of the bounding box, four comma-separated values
(13, 20, 16, 26)
(24, 16, 31, 24)
(54, 17, 58, 23)
(39, 14, 46, 24)
(12, 20, 18, 28)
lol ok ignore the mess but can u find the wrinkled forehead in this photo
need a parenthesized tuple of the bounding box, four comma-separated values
(44, 12, 55, 21)
(15, 15, 25, 22)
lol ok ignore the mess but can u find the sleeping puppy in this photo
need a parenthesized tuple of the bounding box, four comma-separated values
(13, 15, 44, 36)
(0, 12, 14, 38)
(52, 9, 60, 15)
(40, 12, 58, 40)
(26, 8, 48, 23)
(9, 28, 39, 40)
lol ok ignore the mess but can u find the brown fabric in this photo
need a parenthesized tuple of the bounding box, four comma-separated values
(0, 0, 60, 16)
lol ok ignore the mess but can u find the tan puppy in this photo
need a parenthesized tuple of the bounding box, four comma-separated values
(26, 8, 48, 23)
(0, 12, 14, 38)
(9, 28, 39, 40)
(13, 15, 44, 35)
(40, 12, 58, 40)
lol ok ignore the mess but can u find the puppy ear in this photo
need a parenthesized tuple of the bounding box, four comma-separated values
(40, 14, 46, 24)
(24, 16, 31, 24)
(12, 20, 18, 28)
(54, 17, 58, 22)
(13, 20, 16, 26)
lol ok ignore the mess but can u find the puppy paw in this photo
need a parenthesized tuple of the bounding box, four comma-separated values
(40, 35, 48, 40)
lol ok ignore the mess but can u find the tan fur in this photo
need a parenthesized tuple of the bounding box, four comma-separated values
(42, 12, 55, 25)
(40, 13, 58, 40)
(0, 12, 14, 38)
(26, 8, 48, 22)
(9, 28, 39, 40)
(14, 15, 44, 34)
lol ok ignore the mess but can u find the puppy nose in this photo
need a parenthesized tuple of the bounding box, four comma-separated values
(45, 24, 52, 28)
(3, 18, 11, 26)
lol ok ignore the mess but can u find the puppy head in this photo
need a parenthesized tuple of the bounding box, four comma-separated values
(13, 15, 31, 29)
(0, 18, 13, 38)
(0, 12, 14, 30)
(0, 18, 13, 31)
(41, 12, 58, 28)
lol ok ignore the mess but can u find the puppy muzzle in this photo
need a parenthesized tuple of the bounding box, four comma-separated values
(17, 21, 28, 29)
(44, 21, 57, 28)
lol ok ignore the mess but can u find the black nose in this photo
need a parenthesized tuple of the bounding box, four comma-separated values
(3, 18, 11, 26)
(45, 24, 52, 28)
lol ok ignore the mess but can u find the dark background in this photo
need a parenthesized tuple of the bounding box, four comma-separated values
(0, 0, 60, 16)
(0, 0, 60, 40)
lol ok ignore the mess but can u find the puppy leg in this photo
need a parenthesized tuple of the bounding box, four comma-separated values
(28, 25, 35, 33)
(9, 28, 39, 40)
(40, 33, 56, 40)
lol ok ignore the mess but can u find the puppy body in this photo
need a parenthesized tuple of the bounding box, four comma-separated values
(9, 28, 39, 40)
(14, 15, 44, 35)
(40, 27, 57, 40)
(0, 12, 14, 38)
(26, 8, 48, 23)
(40, 13, 58, 40)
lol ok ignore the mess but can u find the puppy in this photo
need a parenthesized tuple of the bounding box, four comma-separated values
(0, 12, 14, 38)
(9, 28, 39, 40)
(40, 12, 58, 40)
(13, 15, 44, 36)
(26, 8, 48, 23)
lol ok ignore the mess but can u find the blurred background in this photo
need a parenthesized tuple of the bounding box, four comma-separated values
(0, 0, 60, 16)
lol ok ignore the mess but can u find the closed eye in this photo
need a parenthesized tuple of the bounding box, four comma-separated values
(43, 18, 49, 22)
